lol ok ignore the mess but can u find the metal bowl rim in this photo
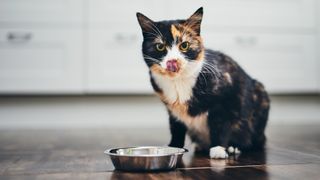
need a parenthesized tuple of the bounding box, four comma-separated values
(104, 146, 188, 157)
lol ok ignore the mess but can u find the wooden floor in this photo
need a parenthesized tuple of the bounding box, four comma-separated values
(0, 125, 319, 180)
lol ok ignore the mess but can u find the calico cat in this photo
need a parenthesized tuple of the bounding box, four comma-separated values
(136, 7, 270, 158)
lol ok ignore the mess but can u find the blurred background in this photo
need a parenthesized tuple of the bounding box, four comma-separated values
(0, 0, 319, 129)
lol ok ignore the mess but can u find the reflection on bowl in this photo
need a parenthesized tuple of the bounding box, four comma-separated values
(105, 146, 188, 171)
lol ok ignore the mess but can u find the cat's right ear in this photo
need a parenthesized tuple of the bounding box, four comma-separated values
(136, 12, 154, 33)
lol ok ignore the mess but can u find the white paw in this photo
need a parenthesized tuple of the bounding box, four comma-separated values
(210, 146, 228, 159)
(235, 147, 241, 154)
(227, 146, 241, 154)
(227, 146, 235, 153)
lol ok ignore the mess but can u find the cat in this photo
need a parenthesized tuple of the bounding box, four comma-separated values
(136, 7, 270, 159)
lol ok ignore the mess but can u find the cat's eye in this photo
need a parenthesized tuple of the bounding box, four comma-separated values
(155, 43, 166, 51)
(180, 42, 190, 52)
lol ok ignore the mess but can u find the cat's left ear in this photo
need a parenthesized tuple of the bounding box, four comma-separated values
(185, 7, 203, 35)
(136, 12, 155, 33)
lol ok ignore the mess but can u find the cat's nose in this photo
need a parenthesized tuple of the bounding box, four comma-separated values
(166, 59, 179, 72)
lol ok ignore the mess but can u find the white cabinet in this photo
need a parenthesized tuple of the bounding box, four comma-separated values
(86, 0, 159, 93)
(0, 28, 84, 93)
(88, 0, 167, 26)
(171, 0, 316, 29)
(0, 0, 84, 94)
(86, 27, 152, 93)
(0, 0, 319, 94)
(0, 0, 83, 24)
(203, 33, 317, 93)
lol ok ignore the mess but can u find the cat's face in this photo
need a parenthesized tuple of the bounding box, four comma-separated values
(137, 7, 204, 78)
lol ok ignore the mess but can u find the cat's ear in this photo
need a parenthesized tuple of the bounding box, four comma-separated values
(185, 7, 203, 35)
(136, 12, 155, 33)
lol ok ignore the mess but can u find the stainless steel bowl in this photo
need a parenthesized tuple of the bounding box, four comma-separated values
(104, 146, 188, 171)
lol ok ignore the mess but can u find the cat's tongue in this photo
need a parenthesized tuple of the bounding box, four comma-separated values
(166, 60, 179, 72)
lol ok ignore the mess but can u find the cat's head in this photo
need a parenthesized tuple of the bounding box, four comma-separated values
(136, 7, 204, 79)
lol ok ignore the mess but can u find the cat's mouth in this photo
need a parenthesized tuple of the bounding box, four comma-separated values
(166, 59, 180, 72)
(150, 59, 184, 78)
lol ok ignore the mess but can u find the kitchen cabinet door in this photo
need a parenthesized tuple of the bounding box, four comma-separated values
(0, 28, 84, 94)
(86, 27, 152, 93)
(171, 0, 316, 29)
(203, 33, 317, 93)
(0, 0, 83, 25)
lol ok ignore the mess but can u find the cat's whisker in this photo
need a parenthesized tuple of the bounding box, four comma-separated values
(202, 60, 219, 73)
(199, 72, 208, 87)
(143, 54, 160, 61)
(141, 24, 163, 39)
(144, 59, 160, 65)
(204, 66, 220, 81)
(144, 57, 159, 63)
(149, 23, 164, 39)
(143, 54, 161, 64)
(201, 61, 221, 81)
(142, 31, 160, 39)
(202, 63, 217, 75)
(183, 58, 218, 80)
(201, 65, 213, 74)
(202, 66, 216, 79)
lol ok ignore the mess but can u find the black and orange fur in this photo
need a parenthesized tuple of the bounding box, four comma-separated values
(136, 7, 270, 155)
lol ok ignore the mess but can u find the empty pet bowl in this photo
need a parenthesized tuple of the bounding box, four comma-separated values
(104, 146, 188, 171)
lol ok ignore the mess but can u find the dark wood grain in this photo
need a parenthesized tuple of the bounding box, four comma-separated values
(0, 125, 319, 179)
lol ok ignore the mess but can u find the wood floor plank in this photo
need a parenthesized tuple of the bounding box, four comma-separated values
(1, 164, 319, 180)
(267, 125, 320, 156)
(0, 125, 319, 179)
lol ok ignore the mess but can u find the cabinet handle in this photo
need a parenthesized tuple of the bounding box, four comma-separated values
(235, 36, 257, 47)
(7, 32, 32, 43)
(114, 33, 137, 44)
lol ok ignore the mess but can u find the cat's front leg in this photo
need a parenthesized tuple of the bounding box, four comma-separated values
(168, 114, 187, 148)
(207, 110, 233, 159)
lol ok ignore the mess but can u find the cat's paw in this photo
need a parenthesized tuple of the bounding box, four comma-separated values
(227, 146, 241, 154)
(210, 146, 228, 159)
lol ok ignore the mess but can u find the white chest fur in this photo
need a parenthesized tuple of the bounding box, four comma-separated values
(152, 74, 197, 104)
(151, 65, 210, 147)
(151, 60, 203, 104)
